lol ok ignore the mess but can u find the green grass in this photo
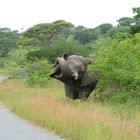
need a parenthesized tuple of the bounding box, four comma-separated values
(0, 79, 140, 140)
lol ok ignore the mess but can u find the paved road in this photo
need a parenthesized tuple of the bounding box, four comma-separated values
(0, 77, 64, 140)
(0, 77, 7, 83)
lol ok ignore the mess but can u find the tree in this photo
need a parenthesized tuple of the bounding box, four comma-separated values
(26, 39, 90, 63)
(98, 23, 113, 34)
(20, 20, 73, 47)
(117, 17, 134, 26)
(0, 28, 19, 57)
(108, 26, 131, 39)
(130, 24, 140, 35)
(133, 7, 140, 21)
(73, 27, 97, 44)
(130, 7, 140, 34)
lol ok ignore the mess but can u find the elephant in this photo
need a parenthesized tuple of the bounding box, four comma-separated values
(50, 54, 99, 100)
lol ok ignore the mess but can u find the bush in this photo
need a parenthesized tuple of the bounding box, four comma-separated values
(109, 91, 131, 104)
(89, 33, 140, 102)
(26, 39, 91, 63)
(0, 57, 6, 68)
(0, 48, 29, 78)
(27, 60, 51, 86)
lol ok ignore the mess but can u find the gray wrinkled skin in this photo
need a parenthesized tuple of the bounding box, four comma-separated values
(50, 54, 98, 100)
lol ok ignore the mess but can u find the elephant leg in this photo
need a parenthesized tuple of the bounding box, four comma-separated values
(78, 80, 99, 100)
(87, 80, 99, 93)
(64, 84, 79, 99)
(78, 87, 91, 100)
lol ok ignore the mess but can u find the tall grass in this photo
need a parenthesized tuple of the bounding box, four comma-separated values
(0, 80, 140, 140)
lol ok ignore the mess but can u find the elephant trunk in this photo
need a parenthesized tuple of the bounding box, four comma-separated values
(58, 57, 72, 78)
(50, 57, 73, 79)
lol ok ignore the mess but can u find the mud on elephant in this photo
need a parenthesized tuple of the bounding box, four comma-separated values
(50, 54, 99, 100)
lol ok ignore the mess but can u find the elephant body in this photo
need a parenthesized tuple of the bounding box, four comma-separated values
(50, 54, 98, 100)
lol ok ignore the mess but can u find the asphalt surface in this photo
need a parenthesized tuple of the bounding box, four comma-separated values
(0, 77, 64, 140)
(0, 77, 7, 83)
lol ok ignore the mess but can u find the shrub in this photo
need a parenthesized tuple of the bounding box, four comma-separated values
(109, 91, 131, 104)
(26, 39, 91, 63)
(89, 33, 140, 102)
(0, 58, 6, 68)
(27, 60, 51, 86)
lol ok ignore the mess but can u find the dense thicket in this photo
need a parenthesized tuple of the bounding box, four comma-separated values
(26, 39, 90, 62)
(89, 34, 140, 102)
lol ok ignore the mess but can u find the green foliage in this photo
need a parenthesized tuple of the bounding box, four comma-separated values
(117, 17, 134, 26)
(20, 20, 73, 47)
(89, 33, 140, 102)
(130, 24, 140, 34)
(133, 7, 140, 21)
(73, 27, 97, 44)
(0, 57, 6, 68)
(26, 39, 90, 63)
(0, 28, 19, 57)
(97, 23, 113, 34)
(109, 91, 131, 104)
(90, 23, 113, 39)
(108, 26, 131, 38)
(27, 60, 51, 86)
(0, 46, 51, 87)
(113, 32, 132, 42)
(129, 7, 140, 34)
(1, 47, 29, 78)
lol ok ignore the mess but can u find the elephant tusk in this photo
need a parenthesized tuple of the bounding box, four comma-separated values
(55, 73, 63, 78)
(75, 76, 78, 80)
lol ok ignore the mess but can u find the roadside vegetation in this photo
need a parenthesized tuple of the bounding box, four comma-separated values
(0, 7, 140, 140)
(0, 80, 140, 140)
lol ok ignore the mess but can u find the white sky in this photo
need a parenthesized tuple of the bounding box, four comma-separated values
(0, 0, 140, 31)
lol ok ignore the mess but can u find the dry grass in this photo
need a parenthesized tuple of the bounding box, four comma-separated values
(0, 79, 140, 140)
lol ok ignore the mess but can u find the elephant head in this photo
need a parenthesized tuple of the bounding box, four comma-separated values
(50, 54, 99, 100)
